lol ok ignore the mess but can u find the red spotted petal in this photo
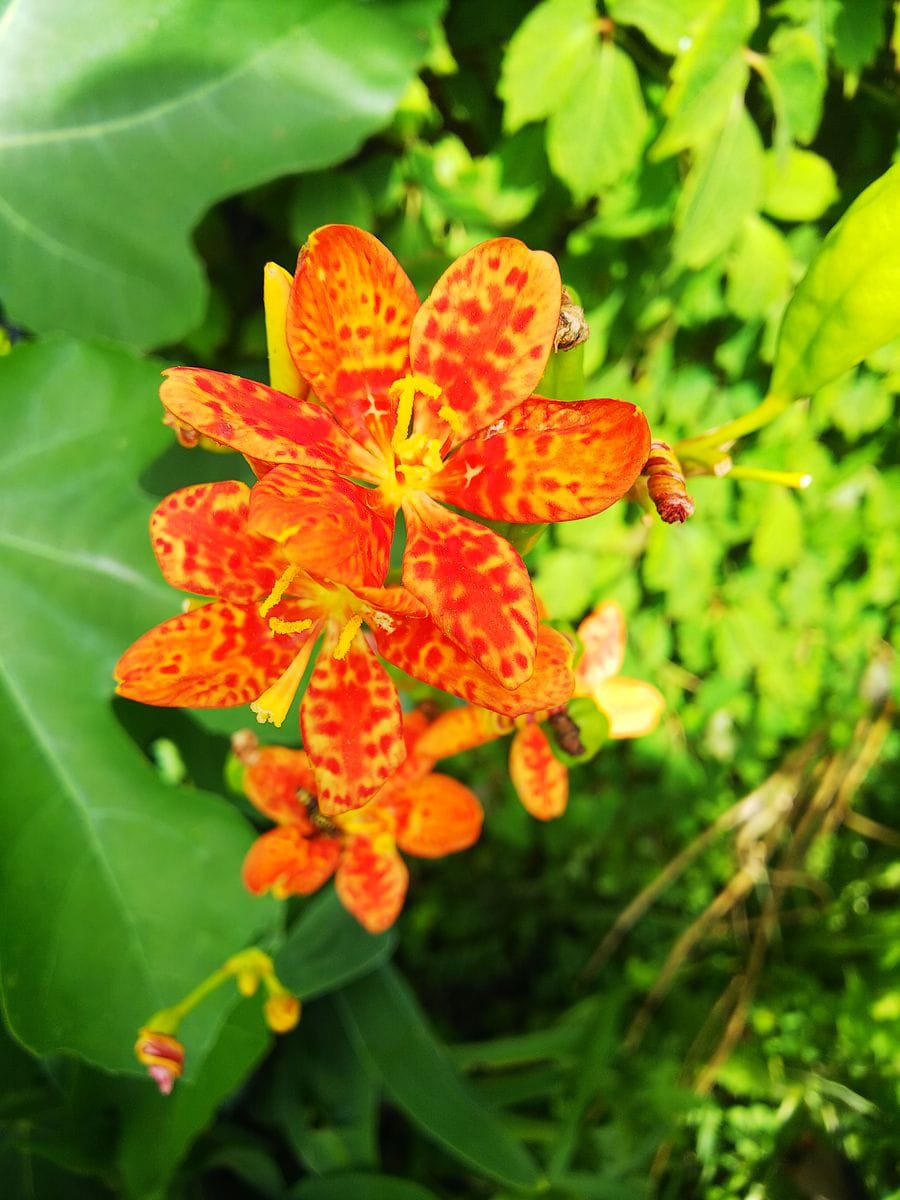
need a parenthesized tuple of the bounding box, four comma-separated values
(242, 746, 317, 827)
(335, 835, 409, 933)
(509, 723, 568, 820)
(346, 582, 427, 621)
(286, 225, 420, 453)
(410, 238, 561, 447)
(593, 678, 665, 739)
(402, 492, 537, 688)
(300, 633, 405, 816)
(430, 397, 651, 523)
(160, 368, 379, 476)
(413, 706, 513, 762)
(242, 825, 340, 896)
(150, 480, 285, 603)
(375, 618, 575, 718)
(389, 774, 483, 858)
(115, 601, 308, 708)
(247, 464, 394, 587)
(575, 600, 626, 689)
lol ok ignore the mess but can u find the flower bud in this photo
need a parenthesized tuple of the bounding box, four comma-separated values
(264, 992, 301, 1033)
(135, 1029, 185, 1095)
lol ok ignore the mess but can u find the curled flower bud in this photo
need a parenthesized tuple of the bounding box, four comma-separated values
(135, 1029, 185, 1095)
(264, 992, 302, 1033)
(644, 441, 695, 524)
(555, 287, 590, 351)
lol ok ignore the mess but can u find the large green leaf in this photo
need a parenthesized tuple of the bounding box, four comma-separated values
(0, 0, 441, 349)
(0, 336, 277, 1071)
(771, 163, 900, 399)
(337, 966, 542, 1190)
(498, 0, 597, 133)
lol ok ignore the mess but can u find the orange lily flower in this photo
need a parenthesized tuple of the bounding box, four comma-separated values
(158, 225, 651, 691)
(240, 713, 483, 933)
(115, 481, 575, 813)
(413, 600, 665, 821)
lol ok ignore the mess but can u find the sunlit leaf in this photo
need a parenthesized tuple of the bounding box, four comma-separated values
(762, 147, 839, 222)
(772, 163, 900, 398)
(499, 0, 597, 133)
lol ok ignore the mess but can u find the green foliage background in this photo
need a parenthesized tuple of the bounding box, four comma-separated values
(0, 0, 898, 1197)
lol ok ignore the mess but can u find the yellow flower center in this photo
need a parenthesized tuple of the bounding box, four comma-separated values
(378, 374, 461, 506)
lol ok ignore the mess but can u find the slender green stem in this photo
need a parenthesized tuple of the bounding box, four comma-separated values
(727, 465, 812, 488)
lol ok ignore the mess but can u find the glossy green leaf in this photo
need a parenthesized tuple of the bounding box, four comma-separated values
(771, 163, 900, 399)
(275, 889, 396, 1001)
(498, 0, 597, 133)
(0, 0, 441, 348)
(652, 0, 758, 159)
(291, 1176, 439, 1200)
(762, 148, 839, 222)
(117, 998, 271, 1200)
(547, 41, 649, 200)
(726, 214, 792, 319)
(673, 103, 764, 269)
(607, 0, 706, 54)
(338, 966, 542, 1190)
(0, 336, 277, 1071)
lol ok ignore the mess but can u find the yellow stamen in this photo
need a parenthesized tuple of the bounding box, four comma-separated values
(251, 642, 315, 728)
(259, 563, 298, 618)
(389, 374, 443, 453)
(438, 403, 462, 435)
(332, 614, 364, 661)
(268, 617, 313, 635)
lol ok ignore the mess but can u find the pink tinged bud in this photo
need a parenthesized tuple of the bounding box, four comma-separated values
(135, 1029, 185, 1094)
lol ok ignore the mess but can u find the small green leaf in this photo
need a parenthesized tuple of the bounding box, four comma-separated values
(762, 148, 839, 222)
(832, 0, 886, 78)
(405, 133, 540, 227)
(0, 0, 441, 348)
(499, 0, 598, 133)
(276, 889, 396, 1000)
(726, 214, 792, 319)
(652, 0, 758, 159)
(338, 966, 542, 1190)
(673, 103, 764, 269)
(607, 0, 707, 54)
(767, 26, 826, 145)
(291, 1176, 439, 1200)
(771, 163, 900, 399)
(548, 41, 649, 200)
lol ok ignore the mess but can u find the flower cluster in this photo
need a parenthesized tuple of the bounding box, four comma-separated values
(116, 225, 651, 816)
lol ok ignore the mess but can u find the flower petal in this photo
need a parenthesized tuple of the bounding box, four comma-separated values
(286, 225, 419, 453)
(247, 464, 394, 587)
(335, 835, 409, 933)
(389, 774, 483, 858)
(346, 582, 428, 621)
(242, 826, 340, 896)
(375, 619, 575, 718)
(410, 238, 561, 447)
(431, 397, 651, 522)
(413, 705, 513, 762)
(300, 633, 405, 816)
(242, 746, 317, 827)
(160, 368, 379, 476)
(150, 480, 285, 603)
(402, 492, 537, 688)
(509, 723, 568, 820)
(592, 678, 665, 739)
(115, 601, 306, 708)
(575, 600, 626, 688)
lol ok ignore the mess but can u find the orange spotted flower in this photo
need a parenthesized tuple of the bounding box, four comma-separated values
(239, 712, 482, 932)
(115, 481, 575, 812)
(158, 225, 651, 692)
(413, 600, 665, 821)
